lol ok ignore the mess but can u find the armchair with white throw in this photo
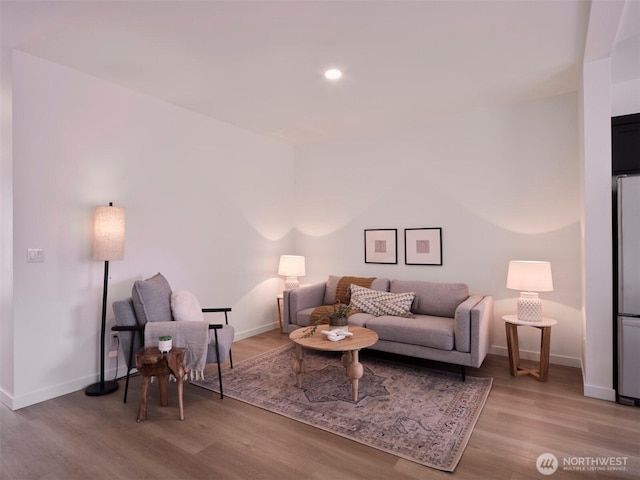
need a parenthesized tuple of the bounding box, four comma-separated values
(112, 273, 234, 401)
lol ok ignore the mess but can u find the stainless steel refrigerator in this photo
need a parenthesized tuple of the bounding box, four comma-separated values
(616, 174, 640, 406)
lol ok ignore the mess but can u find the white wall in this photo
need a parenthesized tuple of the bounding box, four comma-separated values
(3, 51, 295, 409)
(612, 78, 640, 116)
(0, 48, 14, 405)
(578, 0, 639, 402)
(581, 57, 616, 401)
(580, 59, 639, 403)
(294, 92, 583, 366)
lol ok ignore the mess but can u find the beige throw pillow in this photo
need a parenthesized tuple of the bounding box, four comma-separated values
(171, 290, 204, 322)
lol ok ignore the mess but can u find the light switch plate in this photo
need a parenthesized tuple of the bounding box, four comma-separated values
(27, 248, 44, 263)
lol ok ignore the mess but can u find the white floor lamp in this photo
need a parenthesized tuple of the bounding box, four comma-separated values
(86, 202, 125, 396)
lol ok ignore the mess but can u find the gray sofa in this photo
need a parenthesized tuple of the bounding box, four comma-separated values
(282, 276, 494, 379)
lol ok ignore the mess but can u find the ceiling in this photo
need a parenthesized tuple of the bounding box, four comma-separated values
(0, 1, 635, 145)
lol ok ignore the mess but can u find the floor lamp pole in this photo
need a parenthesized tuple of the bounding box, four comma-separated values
(85, 259, 119, 396)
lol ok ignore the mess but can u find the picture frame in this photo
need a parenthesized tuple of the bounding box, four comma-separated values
(404, 228, 442, 265)
(364, 229, 397, 264)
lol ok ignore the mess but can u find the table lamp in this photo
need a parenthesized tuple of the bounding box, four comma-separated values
(278, 255, 305, 290)
(506, 260, 553, 322)
(86, 202, 125, 396)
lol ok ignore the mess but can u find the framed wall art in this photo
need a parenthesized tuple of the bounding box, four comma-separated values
(404, 228, 442, 265)
(364, 229, 397, 264)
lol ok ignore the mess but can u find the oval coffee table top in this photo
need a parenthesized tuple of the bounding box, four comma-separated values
(289, 324, 378, 352)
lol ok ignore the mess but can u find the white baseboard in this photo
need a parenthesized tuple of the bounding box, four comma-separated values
(4, 373, 102, 410)
(490, 346, 617, 402)
(489, 345, 582, 368)
(234, 322, 280, 340)
(0, 388, 14, 410)
(583, 383, 616, 401)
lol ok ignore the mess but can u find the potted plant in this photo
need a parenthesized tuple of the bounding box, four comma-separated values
(158, 335, 172, 353)
(326, 302, 351, 330)
(302, 303, 351, 337)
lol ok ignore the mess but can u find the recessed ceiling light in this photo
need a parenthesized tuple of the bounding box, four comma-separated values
(324, 68, 342, 80)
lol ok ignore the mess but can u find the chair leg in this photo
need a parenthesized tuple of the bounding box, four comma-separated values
(223, 310, 233, 369)
(214, 329, 224, 399)
(124, 368, 131, 403)
(216, 361, 224, 400)
(461, 365, 466, 382)
(123, 333, 137, 403)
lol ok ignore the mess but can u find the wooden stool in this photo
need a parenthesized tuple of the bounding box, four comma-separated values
(135, 347, 188, 422)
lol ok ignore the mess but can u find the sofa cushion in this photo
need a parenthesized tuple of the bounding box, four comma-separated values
(324, 275, 390, 305)
(350, 284, 415, 317)
(296, 308, 376, 329)
(131, 272, 173, 325)
(366, 315, 455, 351)
(346, 312, 374, 327)
(171, 290, 204, 322)
(390, 280, 468, 318)
(296, 307, 316, 327)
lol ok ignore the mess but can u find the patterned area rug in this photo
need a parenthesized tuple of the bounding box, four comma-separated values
(192, 343, 492, 472)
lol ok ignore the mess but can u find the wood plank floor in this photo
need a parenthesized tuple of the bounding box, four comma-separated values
(1, 329, 639, 479)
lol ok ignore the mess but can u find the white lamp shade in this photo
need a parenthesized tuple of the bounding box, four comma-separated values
(93, 205, 125, 261)
(278, 255, 306, 277)
(506, 261, 553, 292)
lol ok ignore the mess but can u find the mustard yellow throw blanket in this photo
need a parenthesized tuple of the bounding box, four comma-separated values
(310, 276, 375, 325)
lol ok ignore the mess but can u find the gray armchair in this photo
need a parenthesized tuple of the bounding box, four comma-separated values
(111, 273, 234, 402)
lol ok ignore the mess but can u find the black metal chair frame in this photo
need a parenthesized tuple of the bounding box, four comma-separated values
(112, 307, 233, 403)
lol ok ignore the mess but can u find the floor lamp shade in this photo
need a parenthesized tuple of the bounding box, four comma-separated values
(278, 255, 305, 290)
(86, 202, 125, 397)
(507, 261, 553, 322)
(93, 204, 125, 261)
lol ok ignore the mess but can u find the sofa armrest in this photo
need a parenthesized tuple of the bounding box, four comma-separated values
(112, 298, 144, 369)
(468, 295, 493, 368)
(283, 282, 326, 332)
(454, 294, 483, 352)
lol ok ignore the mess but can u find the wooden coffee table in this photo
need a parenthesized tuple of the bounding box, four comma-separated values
(289, 325, 379, 401)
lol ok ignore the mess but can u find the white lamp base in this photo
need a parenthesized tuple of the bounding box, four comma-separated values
(284, 276, 299, 290)
(517, 292, 542, 322)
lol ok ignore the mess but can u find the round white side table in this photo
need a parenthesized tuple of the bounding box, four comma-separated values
(502, 314, 557, 382)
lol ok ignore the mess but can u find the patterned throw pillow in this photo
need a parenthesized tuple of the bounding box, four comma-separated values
(349, 284, 415, 317)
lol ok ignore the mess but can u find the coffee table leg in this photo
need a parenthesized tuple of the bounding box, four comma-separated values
(347, 349, 364, 401)
(177, 377, 185, 421)
(291, 344, 305, 388)
(166, 353, 186, 420)
(158, 375, 168, 407)
(137, 375, 150, 422)
(341, 351, 352, 370)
